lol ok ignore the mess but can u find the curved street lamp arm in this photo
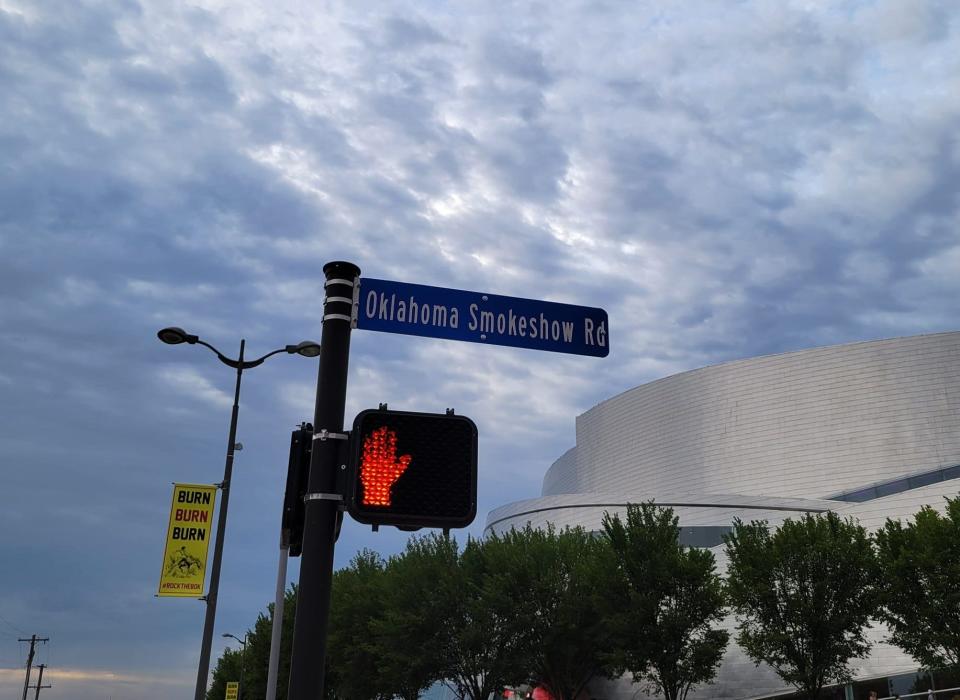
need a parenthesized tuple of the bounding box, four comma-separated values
(194, 339, 240, 369)
(194, 340, 289, 370)
(223, 633, 247, 647)
(245, 347, 289, 368)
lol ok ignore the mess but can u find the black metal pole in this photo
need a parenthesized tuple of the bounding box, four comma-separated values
(194, 340, 245, 700)
(287, 261, 360, 700)
(239, 637, 246, 700)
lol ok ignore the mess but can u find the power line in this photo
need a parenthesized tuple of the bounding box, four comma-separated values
(0, 610, 26, 635)
(0, 639, 19, 666)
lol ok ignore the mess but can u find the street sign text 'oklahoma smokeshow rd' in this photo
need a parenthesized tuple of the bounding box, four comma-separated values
(356, 277, 609, 357)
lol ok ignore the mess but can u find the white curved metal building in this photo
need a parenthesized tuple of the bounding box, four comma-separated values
(485, 331, 960, 699)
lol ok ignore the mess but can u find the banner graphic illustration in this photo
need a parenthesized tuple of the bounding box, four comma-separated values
(157, 483, 217, 597)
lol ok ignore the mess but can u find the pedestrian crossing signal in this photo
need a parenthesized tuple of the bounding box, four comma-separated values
(281, 424, 313, 556)
(346, 409, 478, 529)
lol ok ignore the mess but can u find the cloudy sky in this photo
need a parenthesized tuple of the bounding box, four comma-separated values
(1, 0, 958, 697)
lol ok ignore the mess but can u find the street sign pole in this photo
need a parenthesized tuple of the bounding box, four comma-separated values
(287, 261, 360, 700)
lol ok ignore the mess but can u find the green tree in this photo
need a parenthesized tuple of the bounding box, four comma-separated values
(374, 533, 459, 700)
(208, 647, 246, 700)
(601, 503, 729, 700)
(724, 512, 878, 700)
(207, 584, 300, 700)
(207, 584, 340, 700)
(875, 495, 960, 669)
(439, 535, 531, 700)
(327, 549, 390, 700)
(481, 525, 616, 700)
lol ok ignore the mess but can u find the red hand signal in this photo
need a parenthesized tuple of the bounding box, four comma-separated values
(360, 426, 412, 506)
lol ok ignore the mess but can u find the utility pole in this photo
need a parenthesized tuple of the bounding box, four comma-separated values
(18, 635, 48, 700)
(30, 664, 51, 699)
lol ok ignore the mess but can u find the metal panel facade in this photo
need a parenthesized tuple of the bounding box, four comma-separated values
(486, 331, 960, 700)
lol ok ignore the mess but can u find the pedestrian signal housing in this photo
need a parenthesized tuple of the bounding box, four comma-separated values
(282, 423, 312, 556)
(346, 408, 478, 529)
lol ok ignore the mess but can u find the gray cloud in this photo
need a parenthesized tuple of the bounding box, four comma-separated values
(1, 0, 959, 697)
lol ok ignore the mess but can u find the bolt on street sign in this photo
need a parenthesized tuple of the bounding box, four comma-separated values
(356, 277, 609, 357)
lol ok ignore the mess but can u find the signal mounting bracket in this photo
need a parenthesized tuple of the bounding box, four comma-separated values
(304, 492, 343, 503)
(313, 429, 349, 442)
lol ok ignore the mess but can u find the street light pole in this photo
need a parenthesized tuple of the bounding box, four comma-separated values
(222, 633, 248, 700)
(157, 328, 321, 700)
(196, 339, 244, 700)
(240, 637, 247, 700)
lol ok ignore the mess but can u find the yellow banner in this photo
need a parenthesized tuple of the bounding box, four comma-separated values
(157, 483, 217, 597)
(225, 682, 239, 700)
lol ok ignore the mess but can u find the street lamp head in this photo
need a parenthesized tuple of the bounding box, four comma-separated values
(158, 327, 199, 345)
(287, 341, 321, 358)
(222, 632, 244, 643)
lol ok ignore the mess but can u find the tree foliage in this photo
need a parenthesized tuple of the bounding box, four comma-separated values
(724, 512, 877, 700)
(875, 495, 960, 669)
(439, 535, 531, 700)
(374, 534, 458, 700)
(327, 549, 389, 700)
(208, 647, 245, 700)
(207, 584, 304, 700)
(602, 502, 729, 700)
(481, 524, 616, 700)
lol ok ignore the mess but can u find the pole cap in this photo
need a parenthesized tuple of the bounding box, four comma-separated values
(323, 261, 361, 278)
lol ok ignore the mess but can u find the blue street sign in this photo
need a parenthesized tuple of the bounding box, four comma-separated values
(356, 278, 609, 357)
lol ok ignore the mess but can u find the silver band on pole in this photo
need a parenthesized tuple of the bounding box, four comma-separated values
(304, 492, 343, 502)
